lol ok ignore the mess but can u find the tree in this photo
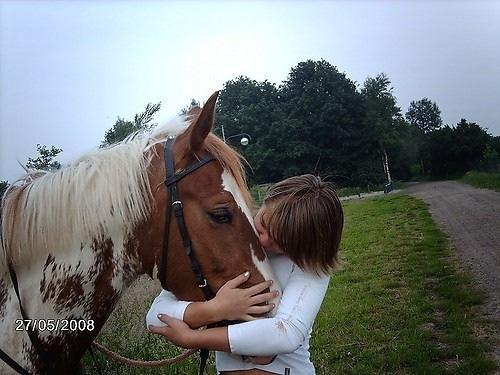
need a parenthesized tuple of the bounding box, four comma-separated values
(422, 119, 490, 176)
(216, 76, 283, 183)
(101, 102, 161, 147)
(480, 145, 500, 171)
(404, 98, 442, 175)
(26, 144, 63, 171)
(453, 119, 490, 170)
(279, 60, 368, 184)
(405, 98, 442, 134)
(421, 125, 456, 176)
(133, 102, 161, 129)
(361, 73, 402, 184)
(179, 99, 200, 115)
(490, 136, 500, 155)
(386, 118, 421, 181)
(484, 136, 500, 171)
(0, 180, 8, 199)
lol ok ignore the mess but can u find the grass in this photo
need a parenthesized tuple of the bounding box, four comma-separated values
(250, 184, 271, 205)
(312, 195, 496, 374)
(83, 195, 496, 374)
(459, 171, 500, 192)
(82, 275, 210, 374)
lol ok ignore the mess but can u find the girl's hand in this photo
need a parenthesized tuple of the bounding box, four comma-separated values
(148, 314, 196, 349)
(210, 272, 279, 322)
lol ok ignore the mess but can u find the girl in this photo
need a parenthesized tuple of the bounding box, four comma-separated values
(147, 174, 343, 374)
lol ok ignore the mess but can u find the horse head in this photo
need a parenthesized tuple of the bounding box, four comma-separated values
(136, 91, 278, 301)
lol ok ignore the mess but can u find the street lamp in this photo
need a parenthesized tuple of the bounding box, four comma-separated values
(226, 133, 251, 146)
(220, 124, 251, 146)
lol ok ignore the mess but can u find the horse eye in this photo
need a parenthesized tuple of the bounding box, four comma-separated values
(209, 209, 232, 224)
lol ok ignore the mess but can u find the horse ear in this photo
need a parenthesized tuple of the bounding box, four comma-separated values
(189, 91, 219, 151)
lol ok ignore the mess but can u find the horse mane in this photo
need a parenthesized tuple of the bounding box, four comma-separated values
(0, 115, 252, 270)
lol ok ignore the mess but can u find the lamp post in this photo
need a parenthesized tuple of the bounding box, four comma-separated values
(220, 124, 251, 146)
(226, 133, 252, 146)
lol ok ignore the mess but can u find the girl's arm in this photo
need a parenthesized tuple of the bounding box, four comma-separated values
(150, 264, 330, 356)
(146, 289, 192, 327)
(228, 267, 330, 356)
(151, 315, 231, 352)
(146, 272, 277, 329)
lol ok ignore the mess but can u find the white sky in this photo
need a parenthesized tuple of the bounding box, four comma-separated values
(1, 0, 500, 182)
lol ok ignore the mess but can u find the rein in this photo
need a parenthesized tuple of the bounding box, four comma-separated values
(0, 136, 218, 375)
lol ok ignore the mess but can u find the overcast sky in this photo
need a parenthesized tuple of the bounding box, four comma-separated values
(1, 0, 499, 182)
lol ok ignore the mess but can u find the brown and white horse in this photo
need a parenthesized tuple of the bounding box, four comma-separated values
(0, 92, 279, 374)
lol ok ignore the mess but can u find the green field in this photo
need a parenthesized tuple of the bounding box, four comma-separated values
(84, 195, 496, 374)
(460, 171, 500, 192)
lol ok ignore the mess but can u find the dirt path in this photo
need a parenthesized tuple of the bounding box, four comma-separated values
(405, 180, 500, 367)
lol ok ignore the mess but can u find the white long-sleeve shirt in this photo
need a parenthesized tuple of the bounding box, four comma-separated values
(146, 252, 330, 375)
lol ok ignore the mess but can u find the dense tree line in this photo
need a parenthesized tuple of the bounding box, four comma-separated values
(215, 59, 499, 185)
(0, 180, 8, 199)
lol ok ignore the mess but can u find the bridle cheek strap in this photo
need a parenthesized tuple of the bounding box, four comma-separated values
(158, 137, 216, 300)
(159, 137, 217, 375)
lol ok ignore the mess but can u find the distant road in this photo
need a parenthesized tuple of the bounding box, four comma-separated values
(406, 181, 500, 312)
(405, 180, 500, 366)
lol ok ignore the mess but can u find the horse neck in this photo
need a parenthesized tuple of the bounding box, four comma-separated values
(6, 227, 143, 369)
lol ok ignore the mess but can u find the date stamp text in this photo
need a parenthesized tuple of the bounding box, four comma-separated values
(15, 319, 95, 332)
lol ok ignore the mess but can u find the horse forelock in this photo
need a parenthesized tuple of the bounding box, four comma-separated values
(203, 133, 254, 209)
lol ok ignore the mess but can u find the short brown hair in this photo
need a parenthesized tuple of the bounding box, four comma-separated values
(262, 174, 343, 276)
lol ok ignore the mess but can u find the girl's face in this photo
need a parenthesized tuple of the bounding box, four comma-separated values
(254, 205, 284, 254)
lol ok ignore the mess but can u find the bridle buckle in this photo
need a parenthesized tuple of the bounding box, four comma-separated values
(198, 279, 208, 288)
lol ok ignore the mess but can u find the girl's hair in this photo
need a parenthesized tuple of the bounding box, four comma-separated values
(262, 174, 343, 276)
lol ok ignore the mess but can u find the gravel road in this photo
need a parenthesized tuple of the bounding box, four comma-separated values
(406, 180, 500, 367)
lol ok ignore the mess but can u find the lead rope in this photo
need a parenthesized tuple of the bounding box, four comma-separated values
(90, 341, 197, 368)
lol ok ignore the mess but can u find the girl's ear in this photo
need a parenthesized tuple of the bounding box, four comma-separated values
(189, 91, 219, 151)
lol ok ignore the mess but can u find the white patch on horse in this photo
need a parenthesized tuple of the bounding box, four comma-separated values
(0, 285, 33, 372)
(221, 170, 281, 314)
(19, 244, 98, 339)
(110, 232, 126, 294)
(13, 226, 129, 343)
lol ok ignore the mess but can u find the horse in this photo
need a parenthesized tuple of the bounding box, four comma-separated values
(0, 91, 280, 374)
